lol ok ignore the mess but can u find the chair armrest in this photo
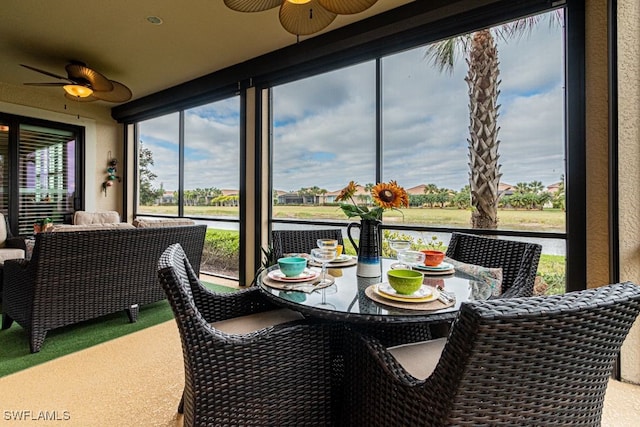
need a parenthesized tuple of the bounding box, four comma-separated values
(3, 259, 35, 308)
(191, 282, 280, 323)
(5, 237, 27, 251)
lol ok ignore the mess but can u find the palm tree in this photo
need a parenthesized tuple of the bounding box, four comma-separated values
(425, 12, 561, 229)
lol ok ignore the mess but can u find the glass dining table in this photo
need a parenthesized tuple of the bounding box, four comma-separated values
(258, 257, 493, 326)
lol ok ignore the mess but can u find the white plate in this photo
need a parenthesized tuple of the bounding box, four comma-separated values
(412, 261, 454, 272)
(373, 284, 438, 303)
(331, 255, 353, 263)
(267, 269, 319, 282)
(378, 282, 433, 299)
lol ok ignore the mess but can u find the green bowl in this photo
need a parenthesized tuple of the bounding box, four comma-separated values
(387, 269, 424, 295)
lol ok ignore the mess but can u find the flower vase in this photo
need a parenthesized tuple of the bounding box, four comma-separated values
(347, 219, 382, 278)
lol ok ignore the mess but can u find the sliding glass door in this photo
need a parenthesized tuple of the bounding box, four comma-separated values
(17, 124, 77, 234)
(0, 113, 82, 235)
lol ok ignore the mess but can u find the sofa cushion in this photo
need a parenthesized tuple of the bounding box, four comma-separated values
(50, 223, 136, 232)
(133, 218, 196, 228)
(0, 248, 25, 265)
(73, 211, 120, 225)
(0, 213, 6, 248)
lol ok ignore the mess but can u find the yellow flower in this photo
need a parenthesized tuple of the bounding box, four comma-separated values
(371, 180, 408, 209)
(335, 181, 358, 202)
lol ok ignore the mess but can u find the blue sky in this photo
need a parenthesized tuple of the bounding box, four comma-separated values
(141, 11, 565, 194)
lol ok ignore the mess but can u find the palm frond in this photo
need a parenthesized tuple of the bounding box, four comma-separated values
(424, 36, 469, 75)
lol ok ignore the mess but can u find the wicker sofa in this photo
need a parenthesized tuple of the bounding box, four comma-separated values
(1, 224, 207, 353)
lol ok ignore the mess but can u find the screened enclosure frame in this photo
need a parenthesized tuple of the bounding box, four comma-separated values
(114, 0, 586, 289)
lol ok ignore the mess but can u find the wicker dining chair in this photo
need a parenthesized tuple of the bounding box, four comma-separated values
(157, 243, 336, 427)
(446, 232, 542, 298)
(340, 282, 640, 427)
(271, 228, 345, 260)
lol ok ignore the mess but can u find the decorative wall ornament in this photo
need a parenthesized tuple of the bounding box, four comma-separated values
(102, 151, 121, 196)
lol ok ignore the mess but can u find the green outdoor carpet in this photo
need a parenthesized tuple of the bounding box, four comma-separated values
(0, 281, 236, 378)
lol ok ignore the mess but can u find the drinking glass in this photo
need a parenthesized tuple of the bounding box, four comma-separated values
(389, 239, 412, 268)
(311, 248, 337, 286)
(317, 239, 339, 250)
(314, 287, 337, 310)
(396, 250, 426, 270)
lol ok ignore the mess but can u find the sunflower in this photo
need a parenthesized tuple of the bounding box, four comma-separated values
(335, 181, 358, 202)
(336, 180, 408, 221)
(371, 181, 408, 209)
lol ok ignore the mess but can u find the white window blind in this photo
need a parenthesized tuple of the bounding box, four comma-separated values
(18, 124, 75, 234)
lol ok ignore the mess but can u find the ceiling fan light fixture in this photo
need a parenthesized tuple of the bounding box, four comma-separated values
(63, 84, 93, 98)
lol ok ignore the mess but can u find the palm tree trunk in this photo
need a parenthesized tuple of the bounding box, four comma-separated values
(466, 29, 502, 229)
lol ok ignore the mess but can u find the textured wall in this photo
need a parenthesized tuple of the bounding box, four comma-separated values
(0, 82, 122, 214)
(585, 0, 611, 289)
(617, 0, 640, 384)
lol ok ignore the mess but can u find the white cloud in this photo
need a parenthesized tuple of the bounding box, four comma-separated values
(141, 11, 566, 194)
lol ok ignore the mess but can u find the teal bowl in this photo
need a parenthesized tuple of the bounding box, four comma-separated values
(277, 256, 307, 277)
(387, 269, 424, 295)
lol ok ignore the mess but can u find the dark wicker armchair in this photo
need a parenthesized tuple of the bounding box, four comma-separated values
(271, 229, 344, 260)
(446, 232, 542, 297)
(341, 282, 640, 426)
(158, 243, 336, 427)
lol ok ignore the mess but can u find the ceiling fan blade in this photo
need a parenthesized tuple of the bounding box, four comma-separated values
(24, 82, 67, 86)
(91, 81, 132, 102)
(318, 0, 378, 15)
(65, 63, 113, 92)
(20, 64, 73, 82)
(224, 0, 281, 12)
(280, 0, 336, 36)
(64, 92, 97, 102)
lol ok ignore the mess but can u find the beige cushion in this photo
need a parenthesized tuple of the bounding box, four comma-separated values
(73, 211, 120, 225)
(0, 248, 25, 265)
(50, 223, 136, 232)
(0, 213, 6, 247)
(133, 218, 196, 228)
(387, 337, 447, 380)
(212, 308, 304, 335)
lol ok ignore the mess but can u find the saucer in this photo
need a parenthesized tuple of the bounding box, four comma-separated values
(378, 282, 433, 299)
(374, 283, 438, 303)
(267, 269, 319, 282)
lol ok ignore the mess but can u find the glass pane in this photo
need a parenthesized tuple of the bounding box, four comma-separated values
(184, 98, 241, 278)
(184, 98, 240, 218)
(272, 62, 376, 220)
(137, 113, 179, 215)
(18, 124, 75, 234)
(380, 10, 566, 294)
(381, 10, 565, 235)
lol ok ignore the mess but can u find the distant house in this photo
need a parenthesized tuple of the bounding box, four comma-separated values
(406, 184, 428, 196)
(498, 182, 514, 196)
(276, 192, 316, 205)
(546, 182, 563, 194)
(161, 191, 175, 204)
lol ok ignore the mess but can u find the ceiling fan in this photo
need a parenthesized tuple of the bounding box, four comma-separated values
(21, 61, 132, 103)
(224, 0, 379, 36)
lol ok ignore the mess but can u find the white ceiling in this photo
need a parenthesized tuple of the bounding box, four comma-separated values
(0, 0, 413, 105)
